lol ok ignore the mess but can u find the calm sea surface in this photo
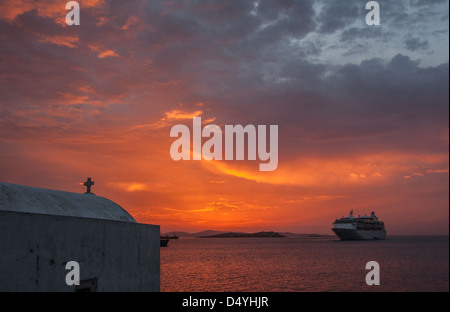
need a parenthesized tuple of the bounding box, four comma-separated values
(161, 235, 448, 292)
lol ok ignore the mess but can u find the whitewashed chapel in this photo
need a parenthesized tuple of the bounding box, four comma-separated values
(0, 180, 160, 291)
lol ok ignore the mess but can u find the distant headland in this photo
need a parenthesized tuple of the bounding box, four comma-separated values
(161, 230, 331, 238)
(198, 231, 285, 238)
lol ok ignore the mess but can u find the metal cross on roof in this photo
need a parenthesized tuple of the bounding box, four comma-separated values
(83, 178, 95, 194)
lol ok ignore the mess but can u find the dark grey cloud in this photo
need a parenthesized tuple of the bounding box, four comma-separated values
(340, 26, 389, 42)
(404, 37, 430, 51)
(316, 0, 362, 34)
(414, 0, 449, 6)
(0, 0, 448, 158)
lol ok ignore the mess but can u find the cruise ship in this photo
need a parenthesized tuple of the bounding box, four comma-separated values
(332, 210, 386, 240)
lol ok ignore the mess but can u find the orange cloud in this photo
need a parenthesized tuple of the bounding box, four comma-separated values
(163, 109, 203, 120)
(89, 44, 119, 58)
(126, 109, 206, 131)
(108, 182, 149, 192)
(120, 16, 139, 30)
(202, 152, 449, 187)
(0, 0, 105, 23)
(38, 34, 79, 48)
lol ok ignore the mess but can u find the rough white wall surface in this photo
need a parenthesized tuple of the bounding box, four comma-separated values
(0, 211, 160, 291)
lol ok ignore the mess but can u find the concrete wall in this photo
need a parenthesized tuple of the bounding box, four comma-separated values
(0, 211, 160, 291)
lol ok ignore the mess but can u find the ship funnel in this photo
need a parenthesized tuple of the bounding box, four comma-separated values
(370, 211, 378, 220)
(349, 210, 354, 218)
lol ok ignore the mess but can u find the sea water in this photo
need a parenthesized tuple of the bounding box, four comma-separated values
(161, 235, 448, 292)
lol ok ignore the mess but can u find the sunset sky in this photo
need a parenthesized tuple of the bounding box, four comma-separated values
(0, 0, 448, 235)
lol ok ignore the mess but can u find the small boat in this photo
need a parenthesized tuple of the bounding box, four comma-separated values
(161, 232, 179, 239)
(160, 238, 169, 247)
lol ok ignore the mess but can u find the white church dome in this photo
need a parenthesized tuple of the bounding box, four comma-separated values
(0, 182, 136, 223)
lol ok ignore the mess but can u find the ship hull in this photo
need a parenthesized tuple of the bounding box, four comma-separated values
(332, 228, 386, 240)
